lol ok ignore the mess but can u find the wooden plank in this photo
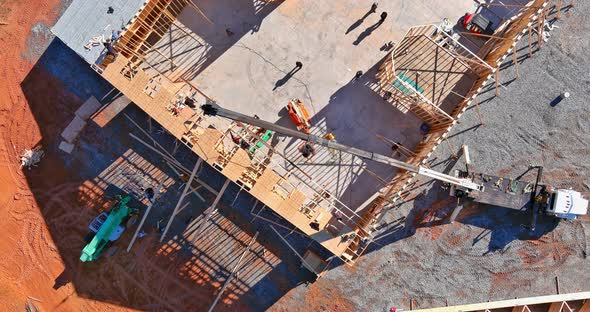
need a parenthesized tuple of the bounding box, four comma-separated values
(579, 299, 590, 312)
(419, 292, 590, 312)
(189, 179, 231, 242)
(207, 232, 259, 312)
(160, 158, 202, 242)
(221, 149, 250, 181)
(511, 305, 530, 312)
(548, 302, 564, 312)
(192, 128, 223, 162)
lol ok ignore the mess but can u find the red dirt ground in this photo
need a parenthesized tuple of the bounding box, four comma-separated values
(270, 277, 355, 312)
(0, 1, 138, 311)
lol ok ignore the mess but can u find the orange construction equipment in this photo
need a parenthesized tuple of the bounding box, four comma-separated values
(287, 99, 312, 134)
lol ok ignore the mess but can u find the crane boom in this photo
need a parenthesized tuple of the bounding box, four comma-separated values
(201, 103, 484, 192)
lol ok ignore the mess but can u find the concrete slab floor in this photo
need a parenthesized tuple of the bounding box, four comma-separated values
(177, 0, 475, 208)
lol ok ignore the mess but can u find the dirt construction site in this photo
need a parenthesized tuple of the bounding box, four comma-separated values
(0, 0, 589, 311)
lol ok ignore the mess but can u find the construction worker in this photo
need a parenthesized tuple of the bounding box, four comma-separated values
(144, 187, 155, 202)
(298, 141, 316, 159)
(111, 30, 121, 42)
(184, 96, 197, 108)
(179, 173, 190, 183)
(391, 141, 412, 158)
(103, 38, 118, 60)
(391, 142, 400, 157)
(230, 132, 251, 150)
(354, 70, 363, 80)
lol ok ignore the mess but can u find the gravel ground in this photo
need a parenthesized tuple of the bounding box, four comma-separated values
(275, 2, 590, 311)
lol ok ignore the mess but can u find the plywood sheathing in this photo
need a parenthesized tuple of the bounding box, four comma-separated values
(100, 53, 357, 260)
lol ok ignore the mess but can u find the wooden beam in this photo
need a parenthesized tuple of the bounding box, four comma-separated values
(148, 45, 179, 68)
(207, 179, 230, 214)
(528, 25, 533, 57)
(495, 70, 500, 96)
(171, 20, 206, 46)
(126, 132, 218, 197)
(474, 97, 485, 126)
(421, 292, 590, 312)
(165, 161, 206, 202)
(160, 157, 203, 242)
(269, 225, 319, 275)
(166, 160, 219, 196)
(158, 5, 206, 46)
(115, 40, 213, 101)
(176, 201, 191, 214)
(189, 179, 231, 243)
(207, 232, 259, 312)
(124, 113, 175, 158)
(513, 48, 519, 78)
(481, 3, 542, 9)
(451, 52, 492, 75)
(537, 8, 545, 48)
(444, 137, 458, 159)
(511, 305, 531, 312)
(250, 207, 308, 238)
(549, 301, 567, 312)
(127, 178, 166, 252)
(147, 116, 152, 133)
(458, 31, 511, 41)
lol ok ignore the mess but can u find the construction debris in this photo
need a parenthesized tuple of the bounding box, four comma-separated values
(84, 35, 104, 50)
(25, 297, 41, 312)
(20, 149, 44, 169)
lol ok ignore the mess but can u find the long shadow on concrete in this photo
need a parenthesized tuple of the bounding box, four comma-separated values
(148, 0, 285, 82)
(20, 37, 319, 311)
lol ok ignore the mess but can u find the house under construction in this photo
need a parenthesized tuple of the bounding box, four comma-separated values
(49, 0, 590, 309)
(51, 0, 565, 269)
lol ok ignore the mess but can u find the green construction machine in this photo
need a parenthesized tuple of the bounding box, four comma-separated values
(80, 195, 133, 262)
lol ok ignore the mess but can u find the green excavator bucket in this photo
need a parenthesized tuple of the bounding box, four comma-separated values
(80, 195, 132, 262)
